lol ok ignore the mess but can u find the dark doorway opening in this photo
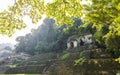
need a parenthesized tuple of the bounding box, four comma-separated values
(80, 39, 84, 46)
(70, 42, 74, 48)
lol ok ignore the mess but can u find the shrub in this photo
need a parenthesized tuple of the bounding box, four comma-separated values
(61, 53, 70, 60)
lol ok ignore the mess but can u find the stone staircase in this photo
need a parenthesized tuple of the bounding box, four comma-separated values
(74, 59, 120, 75)
(45, 58, 120, 75)
(5, 65, 45, 74)
(4, 52, 57, 74)
(67, 47, 111, 59)
(44, 48, 120, 75)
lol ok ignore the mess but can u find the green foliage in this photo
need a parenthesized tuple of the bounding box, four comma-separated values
(93, 25, 109, 48)
(35, 41, 50, 53)
(9, 64, 17, 68)
(61, 52, 70, 60)
(74, 57, 85, 66)
(115, 57, 120, 63)
(63, 18, 83, 36)
(84, 0, 120, 51)
(45, 0, 82, 25)
(1, 0, 120, 57)
(0, 0, 83, 36)
(0, 10, 26, 36)
(15, 18, 67, 54)
(74, 52, 86, 66)
(116, 72, 120, 75)
(104, 26, 120, 50)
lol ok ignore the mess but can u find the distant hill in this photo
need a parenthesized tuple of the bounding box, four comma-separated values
(0, 43, 14, 50)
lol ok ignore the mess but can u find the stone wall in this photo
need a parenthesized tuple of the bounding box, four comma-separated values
(67, 34, 93, 49)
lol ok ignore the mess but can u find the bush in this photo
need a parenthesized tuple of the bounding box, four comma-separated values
(61, 53, 70, 60)
(74, 52, 86, 66)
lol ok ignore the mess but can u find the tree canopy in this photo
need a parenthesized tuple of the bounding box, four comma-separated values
(1, 0, 120, 35)
(83, 0, 120, 50)
(1, 0, 120, 54)
(0, 0, 82, 36)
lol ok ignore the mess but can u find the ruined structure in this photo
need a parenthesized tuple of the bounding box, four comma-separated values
(67, 34, 93, 49)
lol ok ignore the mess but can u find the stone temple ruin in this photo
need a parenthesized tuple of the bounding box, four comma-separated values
(67, 34, 93, 49)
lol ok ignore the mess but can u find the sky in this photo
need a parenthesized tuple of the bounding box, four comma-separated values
(0, 0, 45, 45)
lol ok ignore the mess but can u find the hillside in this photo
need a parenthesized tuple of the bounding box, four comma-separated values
(4, 47, 120, 75)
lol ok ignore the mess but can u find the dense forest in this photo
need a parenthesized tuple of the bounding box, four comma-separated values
(15, 18, 84, 54)
(15, 17, 120, 58)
